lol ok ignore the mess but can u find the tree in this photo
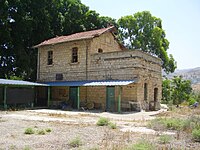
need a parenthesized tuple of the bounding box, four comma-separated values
(0, 0, 116, 81)
(162, 78, 171, 104)
(171, 76, 192, 105)
(162, 76, 192, 105)
(117, 11, 177, 73)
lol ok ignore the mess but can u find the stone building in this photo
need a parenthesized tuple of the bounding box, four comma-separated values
(34, 26, 162, 112)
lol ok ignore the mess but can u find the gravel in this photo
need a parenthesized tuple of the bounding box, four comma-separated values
(0, 109, 199, 150)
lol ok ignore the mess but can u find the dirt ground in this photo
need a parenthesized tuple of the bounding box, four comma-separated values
(0, 109, 199, 150)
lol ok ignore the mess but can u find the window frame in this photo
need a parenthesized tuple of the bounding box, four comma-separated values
(47, 50, 53, 65)
(71, 47, 78, 63)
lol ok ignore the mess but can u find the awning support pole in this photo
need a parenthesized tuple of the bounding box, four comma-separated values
(77, 86, 80, 110)
(118, 86, 122, 113)
(4, 86, 7, 110)
(47, 86, 51, 107)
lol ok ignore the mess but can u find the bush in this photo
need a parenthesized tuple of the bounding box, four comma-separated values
(125, 140, 155, 150)
(24, 128, 35, 134)
(188, 97, 196, 106)
(108, 122, 117, 129)
(164, 118, 184, 130)
(69, 136, 82, 148)
(192, 128, 200, 142)
(37, 129, 46, 135)
(159, 135, 172, 144)
(45, 128, 52, 132)
(96, 117, 109, 126)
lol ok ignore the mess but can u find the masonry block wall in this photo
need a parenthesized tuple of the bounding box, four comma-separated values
(37, 32, 122, 82)
(37, 29, 162, 111)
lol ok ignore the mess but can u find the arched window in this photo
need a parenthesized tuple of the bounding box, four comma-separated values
(154, 88, 158, 102)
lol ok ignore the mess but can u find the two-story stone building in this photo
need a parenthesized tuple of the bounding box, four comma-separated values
(34, 26, 162, 112)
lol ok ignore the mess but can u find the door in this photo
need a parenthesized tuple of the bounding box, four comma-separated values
(69, 87, 78, 109)
(106, 86, 115, 112)
(153, 88, 158, 110)
(36, 87, 48, 107)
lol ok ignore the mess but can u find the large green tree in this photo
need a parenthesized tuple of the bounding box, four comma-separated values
(117, 11, 176, 73)
(0, 0, 116, 81)
(162, 76, 192, 105)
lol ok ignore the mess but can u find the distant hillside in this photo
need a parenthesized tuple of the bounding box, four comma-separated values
(165, 67, 200, 84)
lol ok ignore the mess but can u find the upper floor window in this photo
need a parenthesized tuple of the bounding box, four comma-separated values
(47, 51, 53, 65)
(98, 48, 103, 53)
(72, 47, 78, 63)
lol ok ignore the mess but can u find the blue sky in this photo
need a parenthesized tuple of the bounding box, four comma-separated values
(81, 0, 200, 69)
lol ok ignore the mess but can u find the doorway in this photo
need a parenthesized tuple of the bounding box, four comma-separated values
(69, 87, 78, 109)
(106, 86, 115, 112)
(153, 88, 158, 110)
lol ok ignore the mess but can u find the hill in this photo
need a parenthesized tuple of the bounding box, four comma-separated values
(166, 67, 200, 84)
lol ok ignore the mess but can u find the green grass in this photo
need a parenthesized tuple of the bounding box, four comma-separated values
(108, 122, 117, 129)
(124, 140, 155, 150)
(192, 128, 200, 142)
(69, 136, 82, 148)
(96, 117, 109, 126)
(24, 128, 35, 134)
(45, 128, 52, 132)
(37, 129, 46, 135)
(159, 134, 172, 144)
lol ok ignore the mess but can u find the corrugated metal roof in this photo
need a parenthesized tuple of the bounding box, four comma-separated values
(45, 80, 135, 87)
(0, 79, 48, 86)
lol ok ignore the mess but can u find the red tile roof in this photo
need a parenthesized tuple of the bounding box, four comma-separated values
(34, 26, 116, 48)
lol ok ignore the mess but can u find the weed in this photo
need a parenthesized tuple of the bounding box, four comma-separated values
(24, 128, 35, 134)
(37, 129, 46, 135)
(192, 128, 200, 142)
(96, 117, 109, 126)
(24, 146, 31, 150)
(69, 136, 82, 148)
(124, 139, 155, 150)
(159, 134, 172, 144)
(9, 145, 17, 150)
(108, 122, 117, 129)
(45, 128, 52, 132)
(149, 118, 185, 130)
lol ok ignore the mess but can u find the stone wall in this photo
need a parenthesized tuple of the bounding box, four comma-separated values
(37, 31, 162, 111)
(37, 31, 122, 82)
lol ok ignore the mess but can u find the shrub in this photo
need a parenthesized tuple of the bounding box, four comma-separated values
(192, 128, 200, 142)
(159, 134, 172, 144)
(188, 97, 196, 106)
(24, 146, 31, 150)
(149, 118, 185, 130)
(45, 128, 52, 132)
(125, 140, 155, 150)
(108, 122, 117, 129)
(69, 136, 82, 148)
(96, 117, 109, 126)
(37, 129, 46, 135)
(24, 128, 35, 134)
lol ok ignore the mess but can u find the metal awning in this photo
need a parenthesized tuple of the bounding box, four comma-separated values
(0, 79, 48, 86)
(45, 80, 135, 86)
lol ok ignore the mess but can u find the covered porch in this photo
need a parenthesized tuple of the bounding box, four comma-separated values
(45, 80, 138, 113)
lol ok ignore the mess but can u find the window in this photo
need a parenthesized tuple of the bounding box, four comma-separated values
(98, 48, 103, 53)
(56, 73, 63, 80)
(144, 83, 148, 101)
(72, 47, 78, 63)
(47, 51, 53, 65)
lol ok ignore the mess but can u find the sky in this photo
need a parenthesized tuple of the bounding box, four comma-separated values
(81, 0, 200, 70)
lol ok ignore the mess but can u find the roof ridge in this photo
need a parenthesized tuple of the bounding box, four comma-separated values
(33, 26, 115, 48)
